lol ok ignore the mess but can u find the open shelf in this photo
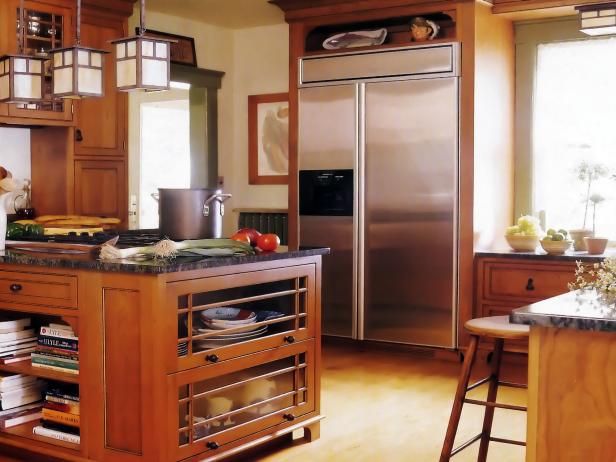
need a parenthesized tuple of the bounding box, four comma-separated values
(302, 36, 458, 57)
(0, 360, 78, 384)
(1, 419, 80, 452)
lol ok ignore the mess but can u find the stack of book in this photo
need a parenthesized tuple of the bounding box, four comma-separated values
(0, 373, 44, 428)
(0, 317, 37, 364)
(33, 383, 80, 444)
(32, 324, 79, 375)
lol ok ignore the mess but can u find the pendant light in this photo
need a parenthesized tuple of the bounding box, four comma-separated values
(110, 0, 175, 92)
(577, 3, 616, 36)
(0, 0, 45, 104)
(49, 0, 108, 98)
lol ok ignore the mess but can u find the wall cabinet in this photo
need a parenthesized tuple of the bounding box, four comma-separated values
(74, 159, 127, 222)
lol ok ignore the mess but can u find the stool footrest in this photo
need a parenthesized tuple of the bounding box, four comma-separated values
(463, 398, 527, 412)
(489, 436, 526, 447)
(466, 375, 491, 392)
(498, 380, 527, 389)
(451, 433, 482, 457)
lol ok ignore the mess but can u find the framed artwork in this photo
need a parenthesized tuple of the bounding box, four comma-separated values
(138, 28, 198, 66)
(248, 93, 290, 185)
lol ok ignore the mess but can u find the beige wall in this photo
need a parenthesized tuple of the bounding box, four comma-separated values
(128, 10, 289, 235)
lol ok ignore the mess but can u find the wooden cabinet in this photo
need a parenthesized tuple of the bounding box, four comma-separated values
(475, 256, 577, 351)
(0, 253, 323, 462)
(74, 13, 127, 157)
(0, 0, 74, 125)
(74, 159, 127, 222)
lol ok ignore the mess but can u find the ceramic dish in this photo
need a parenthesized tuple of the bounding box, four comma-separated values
(255, 311, 285, 322)
(201, 307, 256, 325)
(540, 239, 573, 255)
(194, 330, 265, 349)
(194, 325, 268, 339)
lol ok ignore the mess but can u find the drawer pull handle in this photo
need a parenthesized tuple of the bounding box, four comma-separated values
(9, 284, 22, 293)
(283, 413, 295, 422)
(205, 354, 219, 363)
(206, 441, 219, 450)
(284, 335, 295, 344)
(525, 278, 535, 291)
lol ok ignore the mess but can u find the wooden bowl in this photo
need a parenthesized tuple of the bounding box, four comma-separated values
(505, 235, 540, 252)
(540, 239, 573, 255)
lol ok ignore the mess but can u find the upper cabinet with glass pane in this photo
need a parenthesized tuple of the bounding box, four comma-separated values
(0, 0, 74, 124)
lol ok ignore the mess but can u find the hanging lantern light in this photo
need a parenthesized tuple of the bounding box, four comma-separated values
(577, 3, 616, 36)
(110, 0, 175, 92)
(49, 0, 108, 98)
(0, 0, 45, 104)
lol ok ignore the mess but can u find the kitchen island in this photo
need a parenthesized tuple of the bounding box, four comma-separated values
(0, 246, 327, 462)
(511, 291, 616, 461)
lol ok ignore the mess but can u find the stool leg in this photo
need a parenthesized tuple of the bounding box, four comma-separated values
(440, 335, 479, 462)
(477, 337, 504, 462)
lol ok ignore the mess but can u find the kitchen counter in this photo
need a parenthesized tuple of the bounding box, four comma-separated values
(0, 246, 329, 274)
(475, 247, 611, 262)
(511, 289, 616, 332)
(510, 291, 616, 460)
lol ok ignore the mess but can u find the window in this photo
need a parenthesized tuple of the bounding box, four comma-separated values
(533, 38, 616, 238)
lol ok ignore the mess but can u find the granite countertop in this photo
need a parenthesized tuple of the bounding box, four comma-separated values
(475, 248, 613, 262)
(0, 247, 330, 274)
(511, 289, 616, 332)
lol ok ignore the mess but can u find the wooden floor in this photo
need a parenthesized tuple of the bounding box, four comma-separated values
(251, 343, 527, 462)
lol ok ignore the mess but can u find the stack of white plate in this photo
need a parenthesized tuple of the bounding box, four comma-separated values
(194, 307, 267, 350)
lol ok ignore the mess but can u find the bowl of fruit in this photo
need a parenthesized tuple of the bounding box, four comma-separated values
(505, 216, 542, 252)
(540, 229, 573, 255)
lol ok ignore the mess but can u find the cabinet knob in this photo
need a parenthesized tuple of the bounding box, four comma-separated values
(283, 413, 295, 422)
(205, 354, 219, 363)
(525, 278, 535, 291)
(9, 284, 22, 293)
(284, 335, 295, 344)
(206, 441, 219, 450)
(75, 129, 83, 142)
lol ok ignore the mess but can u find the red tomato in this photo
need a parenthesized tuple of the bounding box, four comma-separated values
(256, 234, 280, 252)
(237, 228, 262, 246)
(230, 232, 251, 245)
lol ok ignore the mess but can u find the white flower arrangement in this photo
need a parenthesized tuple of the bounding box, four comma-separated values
(569, 258, 616, 299)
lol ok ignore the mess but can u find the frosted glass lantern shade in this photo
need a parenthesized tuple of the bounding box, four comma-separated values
(49, 46, 108, 99)
(0, 55, 45, 103)
(111, 36, 174, 91)
(578, 5, 616, 35)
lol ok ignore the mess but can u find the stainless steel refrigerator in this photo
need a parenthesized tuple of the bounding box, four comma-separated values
(298, 43, 460, 348)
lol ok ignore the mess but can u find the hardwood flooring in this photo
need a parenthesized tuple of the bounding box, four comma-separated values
(251, 342, 527, 462)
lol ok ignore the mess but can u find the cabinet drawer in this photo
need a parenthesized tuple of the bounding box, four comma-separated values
(167, 340, 315, 461)
(0, 270, 77, 308)
(483, 262, 574, 302)
(167, 265, 316, 373)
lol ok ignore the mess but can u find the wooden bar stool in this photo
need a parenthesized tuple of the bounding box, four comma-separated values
(440, 316, 529, 462)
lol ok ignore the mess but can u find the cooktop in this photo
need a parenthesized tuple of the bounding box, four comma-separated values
(9, 229, 163, 248)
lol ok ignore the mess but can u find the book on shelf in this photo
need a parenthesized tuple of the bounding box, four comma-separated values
(35, 345, 79, 359)
(0, 401, 43, 417)
(0, 329, 34, 342)
(39, 327, 78, 341)
(0, 317, 30, 334)
(0, 392, 43, 411)
(44, 400, 80, 416)
(37, 337, 78, 352)
(0, 405, 42, 429)
(32, 351, 79, 363)
(0, 373, 38, 392)
(46, 395, 79, 406)
(0, 381, 43, 399)
(31, 362, 79, 375)
(33, 425, 80, 444)
(0, 340, 37, 355)
(41, 408, 80, 428)
(46, 383, 79, 403)
(41, 420, 80, 436)
(0, 348, 36, 363)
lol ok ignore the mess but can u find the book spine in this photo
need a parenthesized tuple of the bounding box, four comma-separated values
(37, 337, 78, 352)
(32, 363, 79, 375)
(35, 345, 79, 358)
(0, 330, 34, 342)
(44, 401, 80, 416)
(33, 425, 80, 444)
(32, 357, 79, 371)
(39, 327, 78, 341)
(0, 410, 42, 429)
(46, 389, 80, 402)
(42, 408, 80, 427)
(32, 351, 79, 363)
(46, 395, 80, 406)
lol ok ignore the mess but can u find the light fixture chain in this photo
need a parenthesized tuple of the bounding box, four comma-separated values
(140, 0, 146, 35)
(76, 0, 81, 45)
(18, 0, 25, 54)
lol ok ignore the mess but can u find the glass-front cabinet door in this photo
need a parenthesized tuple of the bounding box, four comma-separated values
(168, 264, 316, 372)
(168, 341, 315, 460)
(2, 0, 74, 121)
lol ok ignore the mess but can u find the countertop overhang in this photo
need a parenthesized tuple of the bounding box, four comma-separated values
(0, 247, 330, 274)
(475, 248, 611, 262)
(511, 290, 616, 333)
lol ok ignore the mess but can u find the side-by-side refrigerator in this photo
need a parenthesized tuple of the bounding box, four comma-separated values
(298, 43, 460, 348)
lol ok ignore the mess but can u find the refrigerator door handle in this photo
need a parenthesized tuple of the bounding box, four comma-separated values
(356, 83, 366, 341)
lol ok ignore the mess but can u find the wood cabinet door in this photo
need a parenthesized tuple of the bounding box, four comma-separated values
(74, 14, 127, 157)
(74, 160, 127, 222)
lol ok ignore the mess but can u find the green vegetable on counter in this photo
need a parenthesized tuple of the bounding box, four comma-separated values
(5, 222, 44, 239)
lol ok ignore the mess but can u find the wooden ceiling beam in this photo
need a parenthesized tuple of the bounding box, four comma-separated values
(492, 0, 602, 14)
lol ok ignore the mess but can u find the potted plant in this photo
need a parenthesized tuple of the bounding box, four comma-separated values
(584, 193, 608, 255)
(570, 161, 609, 250)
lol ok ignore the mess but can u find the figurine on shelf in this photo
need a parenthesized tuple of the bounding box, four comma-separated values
(410, 17, 440, 42)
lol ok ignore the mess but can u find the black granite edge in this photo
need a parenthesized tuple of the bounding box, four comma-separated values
(510, 309, 616, 333)
(475, 249, 608, 262)
(0, 247, 330, 274)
